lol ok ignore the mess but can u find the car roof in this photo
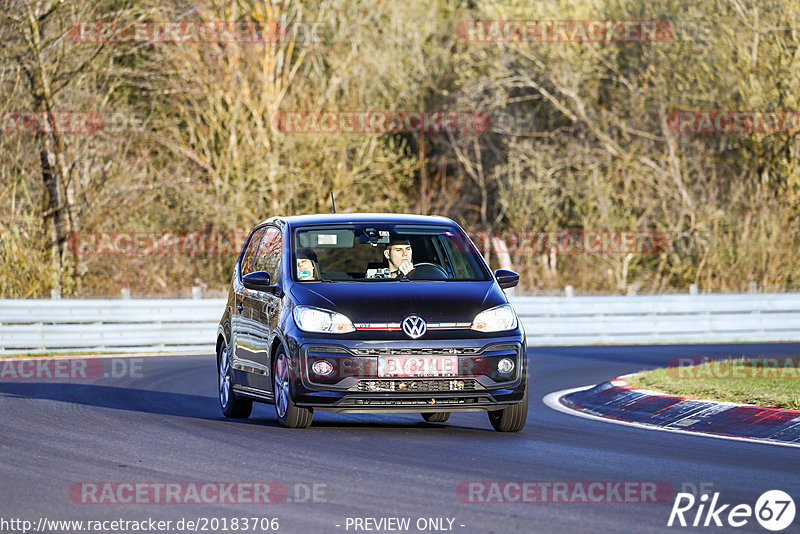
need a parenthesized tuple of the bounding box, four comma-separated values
(259, 213, 458, 228)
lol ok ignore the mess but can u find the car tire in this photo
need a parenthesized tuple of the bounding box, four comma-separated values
(421, 412, 450, 423)
(273, 346, 313, 428)
(218, 338, 253, 419)
(487, 384, 528, 432)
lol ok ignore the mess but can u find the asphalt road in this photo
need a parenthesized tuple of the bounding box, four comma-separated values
(1, 343, 799, 534)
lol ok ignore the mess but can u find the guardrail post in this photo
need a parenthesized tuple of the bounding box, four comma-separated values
(689, 284, 698, 295)
(50, 289, 60, 300)
(564, 285, 574, 298)
(121, 288, 131, 299)
(749, 281, 758, 294)
(192, 286, 202, 299)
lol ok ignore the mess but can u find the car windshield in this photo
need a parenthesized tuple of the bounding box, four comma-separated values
(291, 223, 491, 282)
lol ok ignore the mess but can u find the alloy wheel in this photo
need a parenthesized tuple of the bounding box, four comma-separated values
(219, 342, 230, 407)
(274, 353, 289, 418)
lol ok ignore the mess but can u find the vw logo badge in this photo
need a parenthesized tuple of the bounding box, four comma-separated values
(402, 315, 427, 339)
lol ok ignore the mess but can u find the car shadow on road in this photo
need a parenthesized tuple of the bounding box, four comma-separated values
(243, 411, 494, 433)
(0, 381, 496, 432)
(0, 381, 218, 419)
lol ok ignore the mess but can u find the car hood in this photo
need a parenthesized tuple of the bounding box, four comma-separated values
(289, 281, 505, 324)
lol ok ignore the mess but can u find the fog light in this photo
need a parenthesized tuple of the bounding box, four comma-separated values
(311, 360, 335, 376)
(498, 358, 514, 374)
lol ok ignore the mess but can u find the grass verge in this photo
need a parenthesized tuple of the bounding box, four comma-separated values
(627, 357, 800, 410)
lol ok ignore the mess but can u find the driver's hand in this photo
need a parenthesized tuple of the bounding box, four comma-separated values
(398, 261, 414, 276)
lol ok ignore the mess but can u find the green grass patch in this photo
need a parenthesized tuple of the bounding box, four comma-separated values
(627, 357, 800, 410)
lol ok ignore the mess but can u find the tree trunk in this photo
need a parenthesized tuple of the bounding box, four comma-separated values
(24, 4, 74, 291)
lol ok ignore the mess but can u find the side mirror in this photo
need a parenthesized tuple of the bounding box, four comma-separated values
(242, 271, 272, 292)
(494, 269, 519, 290)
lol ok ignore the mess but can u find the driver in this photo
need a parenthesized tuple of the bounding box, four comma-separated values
(366, 237, 414, 279)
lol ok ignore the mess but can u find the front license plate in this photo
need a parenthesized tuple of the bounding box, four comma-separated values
(378, 356, 458, 378)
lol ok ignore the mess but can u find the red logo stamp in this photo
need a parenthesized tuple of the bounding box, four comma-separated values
(457, 481, 674, 503)
(457, 20, 674, 43)
(667, 111, 800, 134)
(68, 232, 249, 256)
(468, 230, 670, 255)
(69, 21, 285, 44)
(0, 111, 104, 134)
(272, 111, 490, 134)
(69, 482, 287, 504)
(666, 357, 800, 379)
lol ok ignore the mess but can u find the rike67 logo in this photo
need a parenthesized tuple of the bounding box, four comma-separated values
(668, 490, 796, 531)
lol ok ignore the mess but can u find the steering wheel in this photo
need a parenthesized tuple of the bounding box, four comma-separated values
(406, 262, 449, 280)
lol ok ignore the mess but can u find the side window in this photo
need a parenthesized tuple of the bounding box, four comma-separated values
(240, 227, 266, 277)
(442, 234, 474, 279)
(253, 227, 282, 278)
(415, 236, 441, 264)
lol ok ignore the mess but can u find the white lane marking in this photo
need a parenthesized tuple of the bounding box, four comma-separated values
(542, 385, 800, 449)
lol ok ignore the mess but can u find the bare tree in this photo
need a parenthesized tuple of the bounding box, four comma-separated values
(1, 0, 144, 292)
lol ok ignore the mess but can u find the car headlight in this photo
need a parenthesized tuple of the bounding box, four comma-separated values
(470, 304, 517, 332)
(293, 306, 355, 334)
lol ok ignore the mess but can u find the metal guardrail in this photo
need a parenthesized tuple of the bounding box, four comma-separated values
(0, 299, 225, 354)
(2, 294, 800, 354)
(514, 294, 800, 345)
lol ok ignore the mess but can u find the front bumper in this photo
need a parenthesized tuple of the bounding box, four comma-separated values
(287, 335, 527, 413)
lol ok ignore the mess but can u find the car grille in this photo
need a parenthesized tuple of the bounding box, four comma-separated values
(353, 379, 481, 393)
(351, 347, 481, 356)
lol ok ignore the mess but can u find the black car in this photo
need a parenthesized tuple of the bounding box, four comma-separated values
(216, 213, 528, 431)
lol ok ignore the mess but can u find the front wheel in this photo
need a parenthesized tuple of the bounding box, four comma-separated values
(422, 412, 450, 423)
(273, 347, 313, 428)
(218, 339, 252, 418)
(487, 385, 528, 432)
